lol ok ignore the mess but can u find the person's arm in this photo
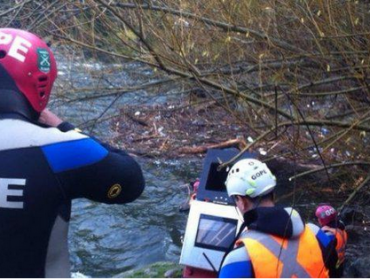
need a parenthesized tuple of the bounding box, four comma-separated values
(219, 246, 254, 278)
(308, 223, 338, 278)
(39, 109, 145, 204)
(321, 226, 336, 242)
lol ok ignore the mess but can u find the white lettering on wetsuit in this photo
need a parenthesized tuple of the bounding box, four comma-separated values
(0, 178, 26, 209)
(0, 31, 32, 62)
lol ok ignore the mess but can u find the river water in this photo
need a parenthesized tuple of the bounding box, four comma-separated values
(51, 54, 369, 277)
(68, 159, 201, 277)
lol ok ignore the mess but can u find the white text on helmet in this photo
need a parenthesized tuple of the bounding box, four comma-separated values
(0, 31, 32, 63)
(251, 170, 267, 180)
(325, 208, 335, 216)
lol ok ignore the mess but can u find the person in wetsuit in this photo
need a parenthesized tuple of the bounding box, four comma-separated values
(0, 28, 145, 277)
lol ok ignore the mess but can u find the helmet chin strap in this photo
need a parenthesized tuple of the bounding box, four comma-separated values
(234, 204, 244, 222)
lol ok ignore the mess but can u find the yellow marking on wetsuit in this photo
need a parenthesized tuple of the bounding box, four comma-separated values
(108, 184, 122, 199)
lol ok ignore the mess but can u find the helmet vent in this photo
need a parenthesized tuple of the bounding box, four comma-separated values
(0, 50, 6, 59)
(38, 76, 48, 82)
(37, 75, 48, 99)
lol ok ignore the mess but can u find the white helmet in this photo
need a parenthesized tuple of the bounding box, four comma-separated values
(225, 159, 276, 198)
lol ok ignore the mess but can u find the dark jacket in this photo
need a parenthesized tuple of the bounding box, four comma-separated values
(0, 117, 145, 277)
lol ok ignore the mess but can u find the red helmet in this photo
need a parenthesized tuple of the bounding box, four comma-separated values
(315, 204, 337, 226)
(0, 28, 57, 113)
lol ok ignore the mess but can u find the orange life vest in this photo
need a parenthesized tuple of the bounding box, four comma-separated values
(322, 226, 347, 266)
(236, 226, 329, 278)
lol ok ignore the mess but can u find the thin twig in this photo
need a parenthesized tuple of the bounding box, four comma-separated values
(338, 175, 370, 212)
(289, 162, 370, 181)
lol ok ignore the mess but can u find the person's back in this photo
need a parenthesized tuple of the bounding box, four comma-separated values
(0, 28, 145, 277)
(219, 206, 336, 277)
(218, 159, 337, 278)
(316, 204, 348, 277)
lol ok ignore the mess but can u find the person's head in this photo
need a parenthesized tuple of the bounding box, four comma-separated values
(315, 204, 337, 226)
(225, 158, 277, 214)
(0, 28, 57, 120)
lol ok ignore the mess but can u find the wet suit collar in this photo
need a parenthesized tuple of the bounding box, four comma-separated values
(243, 206, 305, 239)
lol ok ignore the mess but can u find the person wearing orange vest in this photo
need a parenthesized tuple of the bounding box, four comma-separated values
(315, 204, 348, 277)
(218, 159, 338, 278)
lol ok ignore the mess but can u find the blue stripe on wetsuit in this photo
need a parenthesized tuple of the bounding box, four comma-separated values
(42, 138, 108, 173)
(316, 229, 332, 247)
(219, 260, 253, 278)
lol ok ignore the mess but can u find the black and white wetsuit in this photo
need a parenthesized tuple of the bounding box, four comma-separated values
(0, 117, 145, 278)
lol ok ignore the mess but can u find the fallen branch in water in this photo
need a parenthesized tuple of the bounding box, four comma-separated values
(178, 138, 247, 154)
(132, 135, 162, 142)
(124, 112, 149, 127)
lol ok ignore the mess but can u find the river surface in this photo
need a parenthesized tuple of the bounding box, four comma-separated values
(51, 53, 369, 277)
(68, 159, 200, 277)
